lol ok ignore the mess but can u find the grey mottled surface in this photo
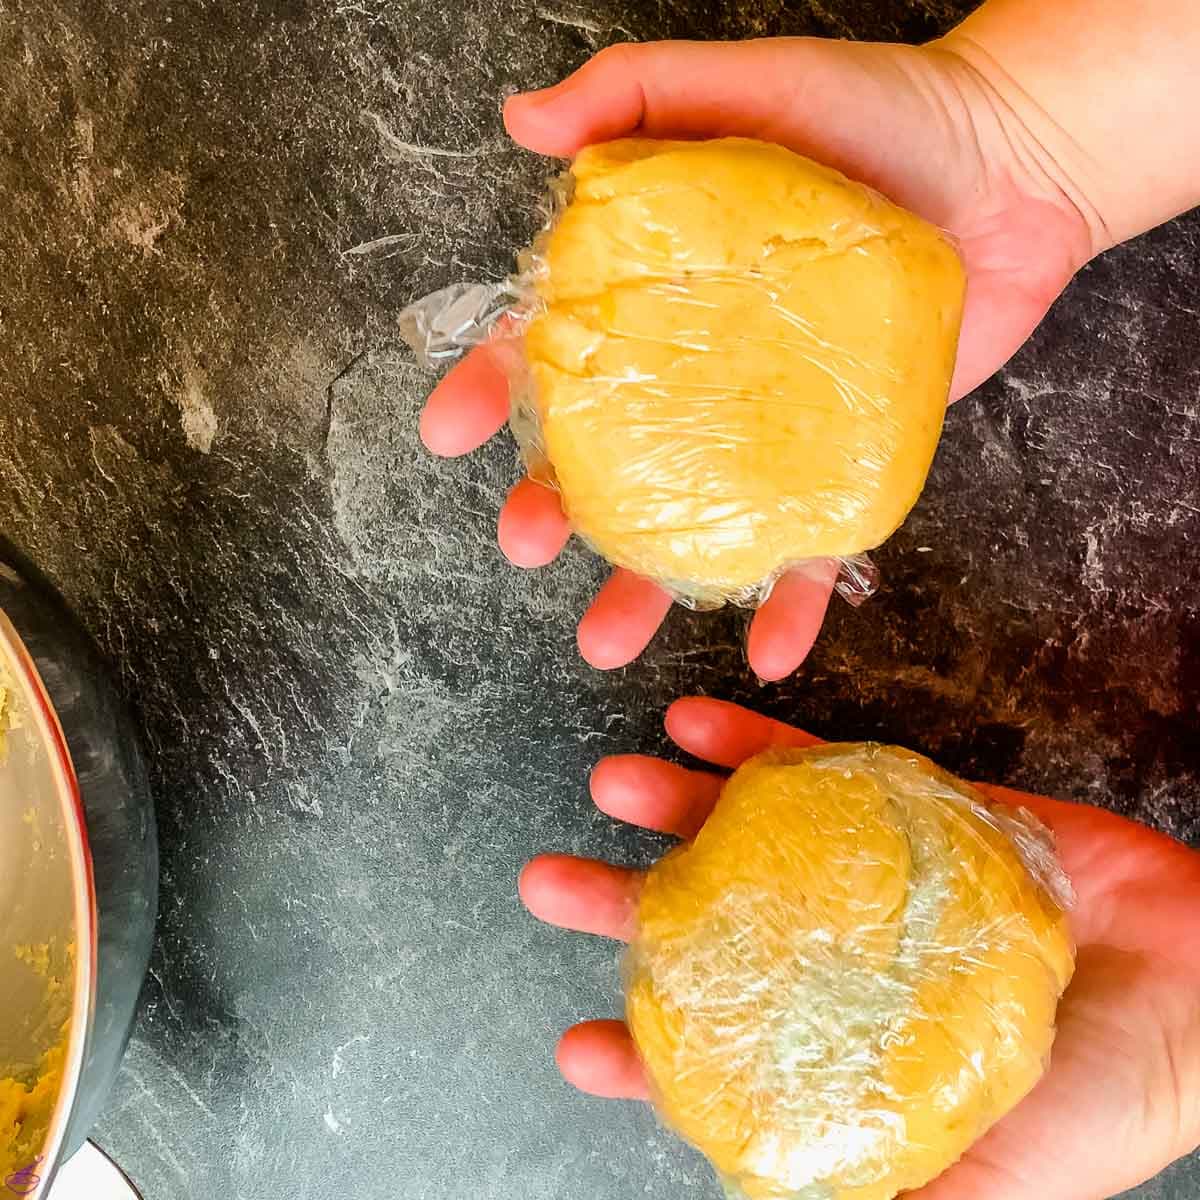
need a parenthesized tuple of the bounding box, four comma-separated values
(1, 1, 1198, 1198)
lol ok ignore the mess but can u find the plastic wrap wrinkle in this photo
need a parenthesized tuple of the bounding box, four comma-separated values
(396, 281, 519, 368)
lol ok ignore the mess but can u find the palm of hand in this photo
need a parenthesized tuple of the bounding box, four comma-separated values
(419, 37, 1094, 679)
(742, 40, 1094, 397)
(521, 697, 1200, 1200)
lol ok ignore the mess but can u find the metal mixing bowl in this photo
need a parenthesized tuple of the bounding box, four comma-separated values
(0, 548, 157, 1197)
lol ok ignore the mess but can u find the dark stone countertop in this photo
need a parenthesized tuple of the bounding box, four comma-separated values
(1, 1, 1197, 1198)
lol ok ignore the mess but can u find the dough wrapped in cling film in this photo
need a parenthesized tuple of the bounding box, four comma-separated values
(400, 138, 966, 611)
(623, 742, 1075, 1200)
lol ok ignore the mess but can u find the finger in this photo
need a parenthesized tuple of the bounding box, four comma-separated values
(664, 696, 822, 769)
(577, 569, 673, 670)
(519, 854, 642, 941)
(419, 343, 510, 457)
(497, 477, 571, 568)
(746, 563, 838, 681)
(590, 755, 724, 839)
(503, 40, 802, 157)
(556, 1020, 649, 1101)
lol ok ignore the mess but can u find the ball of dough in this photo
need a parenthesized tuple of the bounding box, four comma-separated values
(522, 139, 966, 603)
(625, 744, 1074, 1200)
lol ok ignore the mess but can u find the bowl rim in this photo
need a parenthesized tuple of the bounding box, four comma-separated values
(0, 610, 97, 1198)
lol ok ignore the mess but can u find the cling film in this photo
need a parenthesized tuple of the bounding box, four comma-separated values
(624, 743, 1074, 1200)
(400, 137, 965, 611)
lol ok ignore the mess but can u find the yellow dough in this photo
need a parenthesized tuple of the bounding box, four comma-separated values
(0, 671, 14, 759)
(626, 744, 1074, 1200)
(0, 943, 72, 1184)
(0, 685, 71, 1184)
(0, 1033, 66, 1185)
(522, 138, 965, 601)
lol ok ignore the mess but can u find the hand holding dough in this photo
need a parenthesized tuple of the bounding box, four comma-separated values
(626, 743, 1074, 1200)
(524, 138, 966, 603)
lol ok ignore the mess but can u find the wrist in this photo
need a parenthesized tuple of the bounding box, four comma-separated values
(935, 0, 1200, 255)
(927, 33, 1109, 265)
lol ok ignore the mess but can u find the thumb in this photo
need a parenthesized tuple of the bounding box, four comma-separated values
(500, 38, 971, 232)
(502, 39, 808, 157)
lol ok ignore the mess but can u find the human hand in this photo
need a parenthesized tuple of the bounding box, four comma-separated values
(419, 37, 1095, 680)
(520, 697, 1200, 1200)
